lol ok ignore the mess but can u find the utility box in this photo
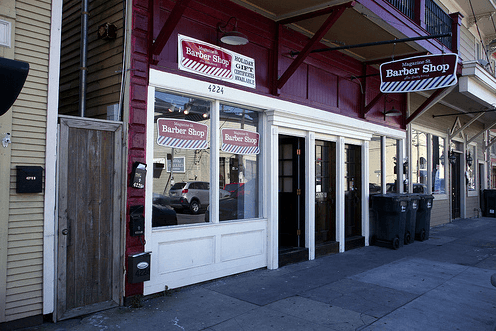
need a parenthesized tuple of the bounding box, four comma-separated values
(16, 166, 43, 193)
(128, 252, 151, 283)
(482, 190, 496, 217)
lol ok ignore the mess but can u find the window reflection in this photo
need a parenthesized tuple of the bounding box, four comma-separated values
(218, 104, 260, 221)
(432, 136, 445, 194)
(153, 91, 211, 226)
(467, 145, 476, 191)
(412, 129, 428, 193)
(369, 136, 381, 194)
(385, 137, 398, 192)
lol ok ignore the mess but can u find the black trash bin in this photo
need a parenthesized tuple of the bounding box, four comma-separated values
(482, 189, 496, 217)
(370, 194, 409, 250)
(415, 194, 434, 241)
(404, 194, 420, 244)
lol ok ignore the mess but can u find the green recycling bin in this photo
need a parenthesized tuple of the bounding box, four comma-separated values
(415, 194, 434, 241)
(370, 194, 409, 250)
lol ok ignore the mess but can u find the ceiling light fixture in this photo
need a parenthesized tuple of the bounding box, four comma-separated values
(218, 17, 249, 46)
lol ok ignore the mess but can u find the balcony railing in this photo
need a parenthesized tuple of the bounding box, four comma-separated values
(386, 0, 453, 50)
(425, 0, 452, 49)
(385, 0, 415, 21)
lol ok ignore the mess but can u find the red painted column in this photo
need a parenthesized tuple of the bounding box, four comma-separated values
(125, 0, 152, 297)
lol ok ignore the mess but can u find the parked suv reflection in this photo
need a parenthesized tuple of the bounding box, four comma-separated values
(169, 181, 230, 214)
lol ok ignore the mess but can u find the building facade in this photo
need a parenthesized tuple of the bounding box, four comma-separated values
(3, 0, 496, 327)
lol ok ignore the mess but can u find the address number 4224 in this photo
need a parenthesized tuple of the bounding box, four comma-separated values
(208, 84, 224, 94)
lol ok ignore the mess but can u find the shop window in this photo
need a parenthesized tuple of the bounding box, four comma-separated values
(219, 104, 260, 221)
(152, 91, 211, 226)
(412, 129, 428, 193)
(385, 137, 398, 192)
(432, 135, 446, 194)
(369, 136, 381, 194)
(467, 145, 476, 191)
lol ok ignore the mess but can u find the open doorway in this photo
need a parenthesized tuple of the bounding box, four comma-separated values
(315, 140, 338, 256)
(345, 144, 364, 250)
(278, 135, 307, 266)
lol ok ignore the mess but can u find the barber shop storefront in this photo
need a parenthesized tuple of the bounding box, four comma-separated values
(137, 24, 406, 294)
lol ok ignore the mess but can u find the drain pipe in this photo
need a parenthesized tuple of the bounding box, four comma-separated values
(79, 0, 89, 117)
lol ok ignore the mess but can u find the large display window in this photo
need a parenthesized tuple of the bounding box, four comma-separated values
(151, 90, 261, 227)
(218, 104, 260, 221)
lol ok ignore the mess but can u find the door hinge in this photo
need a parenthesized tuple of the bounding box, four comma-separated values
(297, 188, 301, 195)
(297, 229, 301, 236)
(296, 149, 301, 155)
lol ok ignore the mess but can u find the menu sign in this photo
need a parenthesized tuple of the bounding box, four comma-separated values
(157, 119, 208, 149)
(178, 34, 256, 89)
(380, 53, 458, 93)
(221, 128, 260, 155)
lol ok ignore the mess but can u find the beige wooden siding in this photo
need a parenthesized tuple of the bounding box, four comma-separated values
(5, 0, 51, 322)
(430, 198, 449, 227)
(59, 0, 124, 119)
(459, 25, 475, 62)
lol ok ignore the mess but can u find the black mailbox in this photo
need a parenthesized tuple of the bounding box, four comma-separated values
(130, 205, 144, 236)
(16, 166, 43, 193)
(130, 162, 146, 189)
(128, 252, 151, 283)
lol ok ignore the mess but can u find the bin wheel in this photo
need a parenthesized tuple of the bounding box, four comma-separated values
(404, 232, 411, 245)
(392, 237, 400, 250)
(420, 229, 426, 241)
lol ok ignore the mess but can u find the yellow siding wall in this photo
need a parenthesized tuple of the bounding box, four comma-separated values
(3, 0, 51, 322)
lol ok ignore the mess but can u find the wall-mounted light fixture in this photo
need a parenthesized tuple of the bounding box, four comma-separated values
(383, 95, 402, 120)
(217, 17, 249, 46)
(449, 150, 456, 164)
(466, 152, 473, 167)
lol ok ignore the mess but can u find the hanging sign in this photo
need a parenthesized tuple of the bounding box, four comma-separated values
(380, 53, 458, 93)
(156, 119, 209, 149)
(178, 34, 256, 89)
(221, 128, 260, 155)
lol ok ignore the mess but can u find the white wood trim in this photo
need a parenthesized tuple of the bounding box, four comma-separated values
(43, 0, 63, 316)
(362, 141, 370, 246)
(427, 133, 433, 194)
(267, 126, 279, 269)
(306, 132, 315, 260)
(397, 139, 404, 193)
(210, 101, 220, 224)
(336, 137, 345, 253)
(381, 136, 387, 194)
(145, 85, 155, 247)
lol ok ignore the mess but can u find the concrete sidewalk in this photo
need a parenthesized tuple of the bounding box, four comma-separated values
(23, 217, 496, 331)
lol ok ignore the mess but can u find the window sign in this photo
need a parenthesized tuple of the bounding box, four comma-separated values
(157, 119, 208, 149)
(178, 34, 256, 89)
(166, 157, 185, 173)
(221, 128, 260, 155)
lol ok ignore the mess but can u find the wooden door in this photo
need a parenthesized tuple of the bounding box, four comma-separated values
(57, 117, 123, 320)
(278, 136, 305, 249)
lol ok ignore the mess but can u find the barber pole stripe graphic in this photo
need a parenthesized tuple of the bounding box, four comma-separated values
(181, 58, 232, 79)
(222, 143, 260, 155)
(380, 73, 456, 93)
(157, 136, 209, 150)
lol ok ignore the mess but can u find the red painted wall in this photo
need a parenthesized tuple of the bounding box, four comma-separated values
(126, 0, 405, 297)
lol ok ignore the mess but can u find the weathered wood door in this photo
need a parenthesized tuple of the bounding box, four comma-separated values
(57, 116, 123, 320)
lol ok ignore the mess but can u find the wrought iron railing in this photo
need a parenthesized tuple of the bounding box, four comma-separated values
(425, 0, 452, 49)
(385, 0, 415, 20)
